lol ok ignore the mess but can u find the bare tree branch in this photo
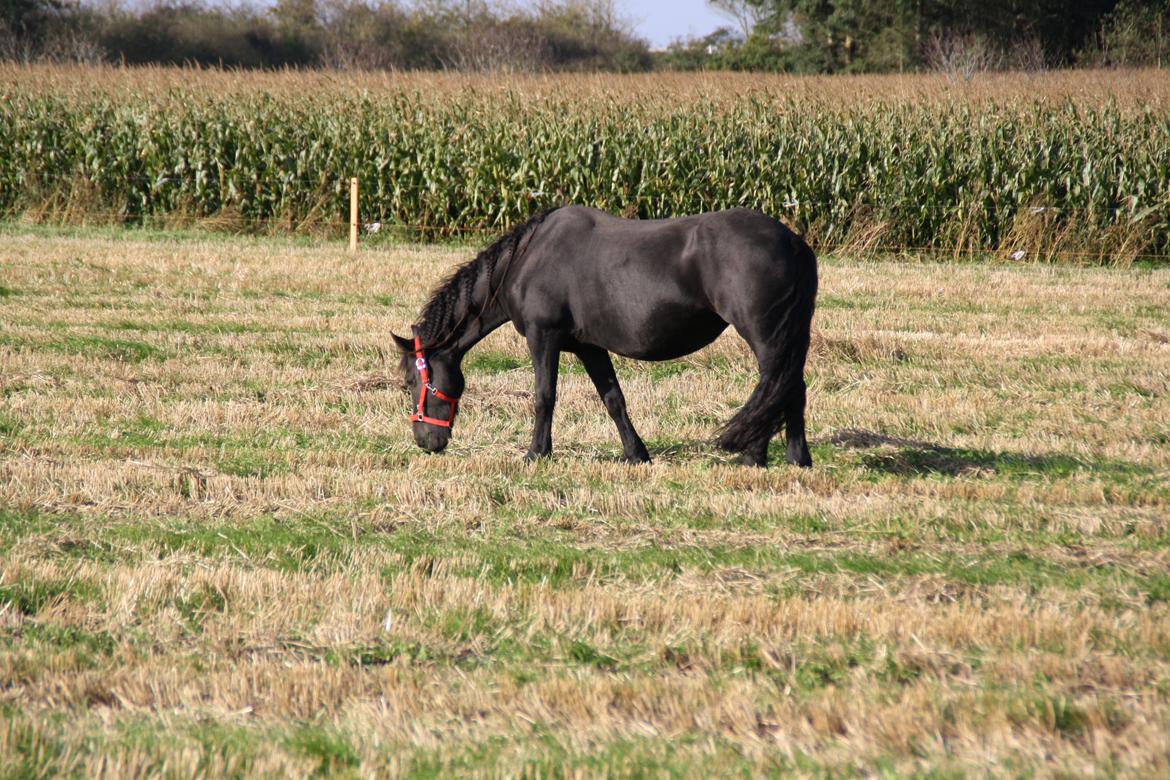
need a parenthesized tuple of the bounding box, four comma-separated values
(707, 0, 766, 40)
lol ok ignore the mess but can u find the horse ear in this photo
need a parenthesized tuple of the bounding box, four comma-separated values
(391, 332, 414, 353)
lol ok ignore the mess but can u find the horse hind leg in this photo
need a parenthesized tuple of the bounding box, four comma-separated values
(716, 310, 814, 468)
(715, 357, 791, 467)
(784, 378, 812, 467)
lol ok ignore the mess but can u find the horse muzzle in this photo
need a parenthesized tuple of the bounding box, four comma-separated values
(413, 424, 451, 453)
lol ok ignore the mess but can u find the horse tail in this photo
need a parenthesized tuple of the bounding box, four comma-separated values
(715, 237, 817, 455)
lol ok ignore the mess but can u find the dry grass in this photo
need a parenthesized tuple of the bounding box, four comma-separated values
(4, 62, 1169, 107)
(1, 226, 1168, 777)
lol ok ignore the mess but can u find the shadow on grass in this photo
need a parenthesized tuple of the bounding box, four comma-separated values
(647, 440, 712, 461)
(829, 428, 1149, 480)
(645, 439, 757, 469)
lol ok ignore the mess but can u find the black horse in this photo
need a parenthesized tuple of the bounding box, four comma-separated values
(393, 206, 818, 467)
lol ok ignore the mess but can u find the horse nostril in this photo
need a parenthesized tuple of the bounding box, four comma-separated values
(413, 427, 449, 453)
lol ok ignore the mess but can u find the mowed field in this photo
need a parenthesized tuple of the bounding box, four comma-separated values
(1, 227, 1169, 777)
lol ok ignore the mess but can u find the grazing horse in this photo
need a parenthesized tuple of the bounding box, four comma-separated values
(393, 205, 818, 467)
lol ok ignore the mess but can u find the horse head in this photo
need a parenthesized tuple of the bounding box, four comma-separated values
(393, 332, 465, 454)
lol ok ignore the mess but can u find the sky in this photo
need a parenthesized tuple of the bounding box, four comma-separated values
(620, 0, 729, 48)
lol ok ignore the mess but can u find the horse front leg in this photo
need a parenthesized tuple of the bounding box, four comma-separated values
(524, 329, 561, 461)
(576, 345, 650, 464)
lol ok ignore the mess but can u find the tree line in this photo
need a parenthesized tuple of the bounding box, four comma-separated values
(670, 0, 1169, 72)
(0, 0, 651, 71)
(2, 0, 1167, 72)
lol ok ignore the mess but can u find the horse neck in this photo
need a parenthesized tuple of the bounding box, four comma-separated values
(424, 220, 537, 360)
(441, 261, 511, 359)
(452, 295, 509, 358)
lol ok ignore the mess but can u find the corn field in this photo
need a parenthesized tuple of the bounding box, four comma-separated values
(1, 65, 1168, 262)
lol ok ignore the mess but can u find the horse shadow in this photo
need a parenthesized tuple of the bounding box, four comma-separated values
(616, 429, 1142, 479)
(648, 440, 716, 461)
(825, 428, 1128, 479)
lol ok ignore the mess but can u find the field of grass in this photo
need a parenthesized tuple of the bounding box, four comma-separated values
(1, 225, 1168, 776)
(3, 64, 1169, 262)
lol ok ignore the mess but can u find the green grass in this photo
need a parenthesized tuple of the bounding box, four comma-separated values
(5, 507, 1162, 607)
(0, 578, 102, 616)
(0, 333, 164, 362)
(287, 726, 361, 777)
(465, 352, 527, 374)
(0, 412, 24, 436)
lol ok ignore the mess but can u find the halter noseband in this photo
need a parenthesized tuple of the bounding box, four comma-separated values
(409, 334, 460, 428)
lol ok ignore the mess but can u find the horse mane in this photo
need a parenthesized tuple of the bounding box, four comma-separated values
(411, 206, 560, 349)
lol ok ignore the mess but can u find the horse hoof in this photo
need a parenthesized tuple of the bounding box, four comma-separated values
(787, 449, 813, 468)
(523, 450, 550, 463)
(622, 452, 651, 465)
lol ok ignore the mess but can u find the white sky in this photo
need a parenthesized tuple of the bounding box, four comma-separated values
(620, 0, 729, 47)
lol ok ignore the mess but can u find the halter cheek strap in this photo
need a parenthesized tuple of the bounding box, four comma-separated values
(410, 334, 460, 428)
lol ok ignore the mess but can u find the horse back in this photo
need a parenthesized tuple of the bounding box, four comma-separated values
(506, 206, 815, 359)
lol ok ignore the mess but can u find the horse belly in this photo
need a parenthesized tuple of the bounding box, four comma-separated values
(580, 304, 727, 361)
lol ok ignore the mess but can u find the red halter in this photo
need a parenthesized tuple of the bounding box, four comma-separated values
(409, 334, 460, 428)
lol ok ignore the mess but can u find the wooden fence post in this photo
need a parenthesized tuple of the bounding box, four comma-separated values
(349, 177, 359, 253)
